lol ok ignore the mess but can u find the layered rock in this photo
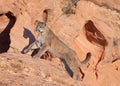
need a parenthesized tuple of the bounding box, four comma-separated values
(0, 0, 120, 86)
(0, 53, 82, 86)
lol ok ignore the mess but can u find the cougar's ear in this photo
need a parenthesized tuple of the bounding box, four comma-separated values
(35, 20, 44, 25)
(43, 23, 46, 27)
(36, 23, 41, 32)
(35, 20, 39, 23)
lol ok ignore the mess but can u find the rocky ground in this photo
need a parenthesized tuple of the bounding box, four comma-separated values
(0, 0, 120, 86)
(0, 53, 82, 86)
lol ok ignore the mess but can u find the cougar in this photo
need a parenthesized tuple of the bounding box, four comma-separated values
(22, 21, 91, 80)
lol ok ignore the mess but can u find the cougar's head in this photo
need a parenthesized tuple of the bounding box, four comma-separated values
(36, 20, 47, 33)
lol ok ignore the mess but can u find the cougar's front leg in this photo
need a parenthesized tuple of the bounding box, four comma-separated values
(32, 44, 48, 58)
(23, 41, 40, 54)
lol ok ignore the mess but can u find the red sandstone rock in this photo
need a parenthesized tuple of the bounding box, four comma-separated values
(0, 53, 83, 86)
(0, 15, 9, 33)
(0, 0, 120, 86)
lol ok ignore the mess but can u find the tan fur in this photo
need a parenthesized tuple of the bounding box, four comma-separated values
(23, 21, 91, 80)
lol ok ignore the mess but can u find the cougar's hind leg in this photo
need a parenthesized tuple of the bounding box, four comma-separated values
(63, 57, 80, 80)
(69, 62, 80, 80)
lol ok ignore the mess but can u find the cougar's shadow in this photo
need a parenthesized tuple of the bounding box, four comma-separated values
(21, 27, 35, 53)
(21, 27, 40, 56)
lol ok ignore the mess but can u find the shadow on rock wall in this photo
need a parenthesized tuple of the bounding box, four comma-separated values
(0, 11, 16, 53)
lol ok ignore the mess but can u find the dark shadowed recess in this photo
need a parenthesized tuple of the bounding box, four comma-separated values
(43, 9, 52, 22)
(0, 11, 16, 53)
(43, 9, 49, 22)
(85, 20, 108, 47)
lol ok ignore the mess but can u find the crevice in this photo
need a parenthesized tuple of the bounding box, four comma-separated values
(0, 11, 16, 53)
(95, 70, 98, 79)
(112, 58, 120, 63)
(85, 20, 107, 61)
(115, 67, 119, 71)
(0, 13, 3, 16)
(79, 68, 85, 81)
(85, 20, 108, 47)
(84, 20, 108, 79)
(41, 51, 52, 61)
(94, 47, 105, 79)
(43, 9, 51, 22)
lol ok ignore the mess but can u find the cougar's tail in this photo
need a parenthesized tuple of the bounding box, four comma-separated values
(81, 52, 91, 64)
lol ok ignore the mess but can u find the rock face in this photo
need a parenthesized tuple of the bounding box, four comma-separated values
(0, 0, 120, 86)
(0, 53, 84, 86)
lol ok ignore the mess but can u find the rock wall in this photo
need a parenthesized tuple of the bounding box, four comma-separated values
(0, 0, 120, 86)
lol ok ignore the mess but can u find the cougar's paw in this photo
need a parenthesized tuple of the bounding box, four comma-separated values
(73, 74, 80, 81)
(32, 54, 40, 58)
(76, 75, 80, 81)
(21, 49, 29, 54)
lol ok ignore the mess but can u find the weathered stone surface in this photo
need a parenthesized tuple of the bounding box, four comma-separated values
(0, 0, 120, 86)
(0, 53, 83, 86)
(0, 15, 9, 33)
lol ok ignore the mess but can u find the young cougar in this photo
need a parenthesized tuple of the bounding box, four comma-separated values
(22, 21, 91, 80)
